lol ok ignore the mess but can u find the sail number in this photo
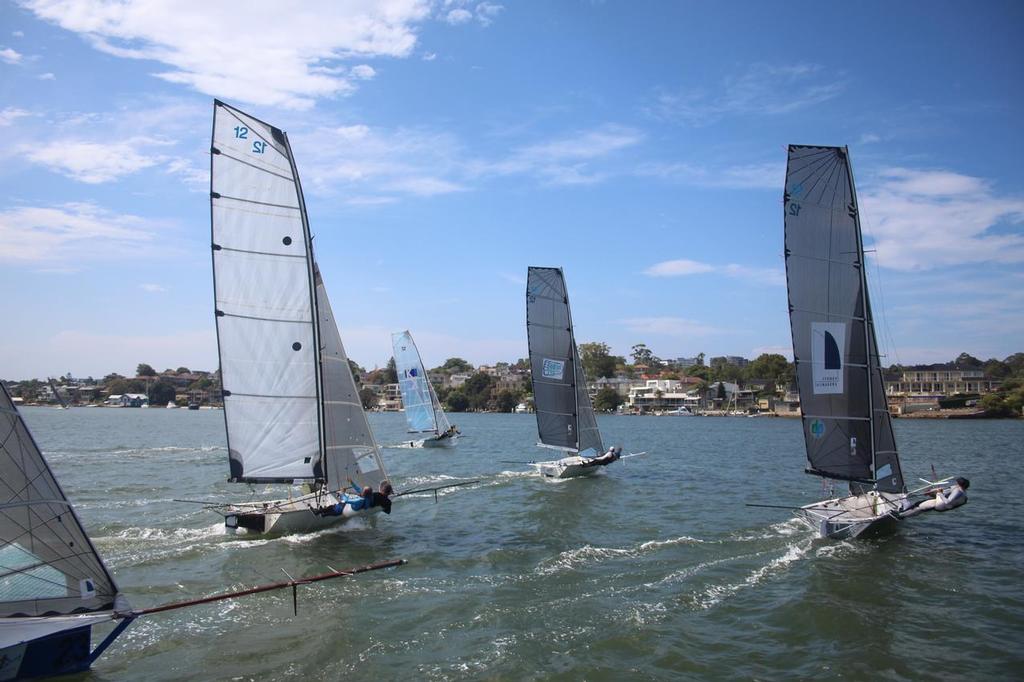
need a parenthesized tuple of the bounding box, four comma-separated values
(788, 203, 802, 216)
(234, 126, 267, 154)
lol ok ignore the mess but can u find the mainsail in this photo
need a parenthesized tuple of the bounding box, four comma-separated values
(211, 100, 387, 491)
(392, 331, 451, 435)
(783, 145, 904, 494)
(526, 267, 604, 455)
(0, 383, 123, 618)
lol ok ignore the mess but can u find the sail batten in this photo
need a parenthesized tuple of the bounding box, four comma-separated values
(783, 145, 905, 493)
(526, 267, 604, 455)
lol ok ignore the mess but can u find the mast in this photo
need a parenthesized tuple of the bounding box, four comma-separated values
(281, 130, 327, 482)
(845, 146, 877, 481)
(561, 268, 582, 450)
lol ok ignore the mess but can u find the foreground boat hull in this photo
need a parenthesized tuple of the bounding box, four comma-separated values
(0, 613, 120, 681)
(420, 434, 458, 448)
(797, 491, 904, 540)
(224, 496, 381, 535)
(531, 456, 603, 479)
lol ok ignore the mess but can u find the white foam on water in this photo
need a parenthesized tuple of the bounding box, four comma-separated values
(538, 534, 707, 574)
(695, 539, 813, 609)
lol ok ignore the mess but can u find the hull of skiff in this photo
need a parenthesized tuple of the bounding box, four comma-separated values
(797, 491, 904, 540)
(0, 615, 114, 680)
(531, 456, 603, 479)
(224, 498, 381, 536)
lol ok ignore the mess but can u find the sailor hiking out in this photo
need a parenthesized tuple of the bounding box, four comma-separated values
(315, 479, 394, 516)
(901, 477, 969, 518)
(582, 446, 623, 468)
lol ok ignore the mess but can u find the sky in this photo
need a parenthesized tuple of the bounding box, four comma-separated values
(1, 0, 1022, 380)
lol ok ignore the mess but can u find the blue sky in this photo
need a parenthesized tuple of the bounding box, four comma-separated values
(1, 1, 1022, 380)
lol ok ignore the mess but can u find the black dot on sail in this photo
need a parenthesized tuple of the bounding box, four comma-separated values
(824, 331, 841, 370)
(292, 342, 302, 351)
(282, 236, 292, 245)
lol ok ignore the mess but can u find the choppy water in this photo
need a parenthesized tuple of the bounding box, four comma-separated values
(19, 407, 1024, 680)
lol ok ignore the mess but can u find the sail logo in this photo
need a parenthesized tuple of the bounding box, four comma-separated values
(811, 322, 845, 394)
(79, 578, 96, 599)
(810, 419, 825, 438)
(542, 358, 565, 380)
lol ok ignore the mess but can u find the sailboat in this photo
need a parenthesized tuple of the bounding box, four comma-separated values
(47, 378, 69, 409)
(391, 331, 458, 448)
(0, 381, 131, 678)
(0, 383, 405, 678)
(210, 100, 391, 535)
(783, 145, 967, 539)
(525, 267, 618, 478)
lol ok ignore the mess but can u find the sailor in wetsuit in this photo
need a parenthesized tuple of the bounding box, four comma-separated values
(901, 477, 969, 517)
(315, 479, 393, 516)
(582, 445, 622, 467)
(438, 424, 460, 440)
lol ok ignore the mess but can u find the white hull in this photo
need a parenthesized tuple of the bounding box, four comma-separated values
(797, 491, 904, 539)
(421, 433, 458, 448)
(224, 494, 381, 535)
(530, 455, 603, 479)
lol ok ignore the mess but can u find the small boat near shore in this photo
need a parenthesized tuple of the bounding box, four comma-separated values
(392, 330, 460, 448)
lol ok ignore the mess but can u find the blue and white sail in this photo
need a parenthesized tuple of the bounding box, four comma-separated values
(391, 330, 451, 436)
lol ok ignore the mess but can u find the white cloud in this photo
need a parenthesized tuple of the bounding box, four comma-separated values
(0, 203, 156, 264)
(445, 8, 472, 24)
(860, 167, 1024, 270)
(422, 52, 437, 61)
(350, 64, 376, 80)
(859, 132, 881, 144)
(22, 0, 433, 109)
(23, 137, 169, 183)
(38, 72, 55, 80)
(12, 31, 25, 38)
(140, 283, 167, 292)
(650, 63, 844, 125)
(644, 259, 784, 285)
(476, 2, 504, 26)
(0, 47, 23, 64)
(0, 107, 30, 126)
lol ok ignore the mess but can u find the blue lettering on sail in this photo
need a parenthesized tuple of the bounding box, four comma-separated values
(542, 358, 565, 380)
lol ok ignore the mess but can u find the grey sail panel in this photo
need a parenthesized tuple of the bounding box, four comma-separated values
(784, 144, 904, 490)
(527, 267, 578, 451)
(784, 146, 874, 482)
(211, 100, 321, 482)
(315, 270, 388, 492)
(574, 345, 604, 455)
(0, 383, 122, 617)
(865, 295, 905, 493)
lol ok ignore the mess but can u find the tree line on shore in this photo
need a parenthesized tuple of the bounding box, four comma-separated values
(5, 350, 1022, 416)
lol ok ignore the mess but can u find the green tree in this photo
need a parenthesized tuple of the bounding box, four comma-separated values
(579, 342, 618, 379)
(512, 357, 531, 371)
(384, 357, 398, 384)
(462, 373, 494, 411)
(445, 389, 470, 412)
(176, 367, 191, 374)
(359, 387, 378, 410)
(954, 352, 982, 369)
(746, 353, 793, 393)
(687, 365, 710, 381)
(982, 358, 1011, 379)
(136, 363, 157, 377)
(149, 380, 177, 406)
(695, 352, 706, 366)
(980, 378, 1024, 417)
(631, 343, 654, 367)
(348, 359, 365, 384)
(441, 357, 474, 373)
(494, 390, 522, 413)
(593, 387, 623, 412)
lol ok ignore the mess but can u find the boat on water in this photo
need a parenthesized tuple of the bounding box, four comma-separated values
(524, 267, 623, 479)
(0, 382, 404, 678)
(782, 145, 968, 539)
(208, 100, 392, 535)
(392, 330, 459, 448)
(47, 378, 69, 409)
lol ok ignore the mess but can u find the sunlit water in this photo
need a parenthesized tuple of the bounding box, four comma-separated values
(19, 407, 1024, 680)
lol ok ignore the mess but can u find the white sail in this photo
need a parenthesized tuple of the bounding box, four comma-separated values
(211, 100, 322, 483)
(0, 383, 124, 618)
(316, 269, 388, 491)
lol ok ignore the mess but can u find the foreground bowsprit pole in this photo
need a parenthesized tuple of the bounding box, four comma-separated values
(85, 559, 407, 669)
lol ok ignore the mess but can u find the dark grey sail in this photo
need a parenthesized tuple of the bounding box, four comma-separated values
(526, 267, 603, 455)
(0, 383, 123, 618)
(783, 145, 904, 494)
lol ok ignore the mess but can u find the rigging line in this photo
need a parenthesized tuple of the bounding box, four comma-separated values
(800, 153, 840, 202)
(785, 252, 861, 268)
(4, 505, 107, 578)
(792, 152, 837, 196)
